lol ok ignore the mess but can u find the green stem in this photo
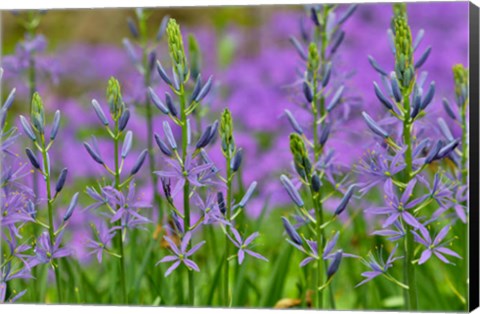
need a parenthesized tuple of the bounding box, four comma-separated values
(39, 135, 62, 303)
(401, 94, 417, 310)
(224, 155, 232, 306)
(113, 120, 127, 303)
(179, 84, 194, 305)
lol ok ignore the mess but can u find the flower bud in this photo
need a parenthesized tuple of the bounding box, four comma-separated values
(25, 148, 40, 169)
(20, 115, 36, 141)
(239, 181, 257, 207)
(64, 192, 79, 222)
(327, 250, 343, 278)
(230, 148, 243, 172)
(362, 112, 389, 138)
(121, 131, 133, 159)
(217, 192, 226, 215)
(280, 175, 304, 208)
(149, 87, 169, 114)
(281, 217, 302, 245)
(84, 142, 104, 165)
(50, 110, 61, 140)
(284, 110, 303, 135)
(118, 109, 130, 132)
(130, 149, 148, 176)
(55, 168, 68, 194)
(155, 133, 173, 157)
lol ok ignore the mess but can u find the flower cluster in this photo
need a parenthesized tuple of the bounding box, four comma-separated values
(356, 4, 465, 310)
(83, 77, 150, 303)
(150, 18, 266, 306)
(280, 4, 358, 309)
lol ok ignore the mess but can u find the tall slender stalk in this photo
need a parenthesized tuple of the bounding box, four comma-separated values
(178, 83, 194, 305)
(224, 154, 232, 306)
(113, 119, 127, 303)
(401, 94, 417, 310)
(39, 134, 63, 303)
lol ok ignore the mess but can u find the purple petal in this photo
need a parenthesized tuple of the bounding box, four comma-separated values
(238, 249, 245, 265)
(159, 255, 178, 263)
(366, 206, 394, 215)
(411, 231, 429, 247)
(244, 232, 259, 246)
(401, 179, 417, 204)
(300, 257, 315, 267)
(383, 180, 394, 200)
(190, 163, 213, 175)
(184, 259, 200, 272)
(164, 236, 181, 255)
(418, 249, 432, 264)
(245, 249, 268, 262)
(402, 211, 420, 228)
(433, 225, 450, 245)
(187, 240, 206, 256)
(181, 232, 192, 253)
(323, 232, 339, 257)
(433, 251, 452, 264)
(418, 224, 432, 244)
(454, 205, 467, 223)
(382, 213, 400, 228)
(154, 170, 179, 178)
(436, 247, 461, 259)
(164, 260, 181, 277)
(171, 178, 186, 197)
(231, 228, 243, 245)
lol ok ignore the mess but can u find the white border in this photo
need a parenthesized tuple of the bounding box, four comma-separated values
(0, 0, 478, 314)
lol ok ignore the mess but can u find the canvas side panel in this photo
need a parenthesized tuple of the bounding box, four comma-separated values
(469, 1, 479, 312)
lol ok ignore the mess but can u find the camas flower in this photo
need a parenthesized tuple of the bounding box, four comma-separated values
(371, 220, 405, 242)
(155, 154, 213, 197)
(412, 224, 461, 265)
(367, 179, 425, 228)
(193, 193, 228, 226)
(227, 228, 268, 265)
(355, 145, 405, 195)
(29, 231, 70, 268)
(86, 222, 116, 263)
(157, 232, 205, 277)
(287, 232, 356, 267)
(102, 181, 151, 228)
(356, 245, 403, 287)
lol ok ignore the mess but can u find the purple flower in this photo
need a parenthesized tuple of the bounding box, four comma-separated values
(86, 222, 116, 263)
(29, 231, 71, 267)
(102, 181, 151, 227)
(84, 186, 109, 212)
(227, 228, 268, 265)
(3, 234, 32, 268)
(355, 144, 405, 194)
(356, 245, 403, 287)
(289, 232, 357, 268)
(367, 179, 425, 228)
(322, 232, 358, 260)
(0, 282, 27, 304)
(412, 224, 461, 265)
(371, 221, 405, 242)
(157, 232, 205, 277)
(193, 193, 228, 226)
(155, 154, 213, 197)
